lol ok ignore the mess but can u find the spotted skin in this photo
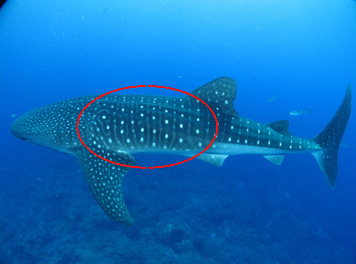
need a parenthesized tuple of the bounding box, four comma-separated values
(74, 147, 135, 224)
(11, 77, 352, 225)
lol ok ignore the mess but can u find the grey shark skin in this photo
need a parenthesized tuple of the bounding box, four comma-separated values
(11, 78, 352, 225)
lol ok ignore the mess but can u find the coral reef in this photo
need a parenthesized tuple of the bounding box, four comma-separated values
(0, 154, 354, 264)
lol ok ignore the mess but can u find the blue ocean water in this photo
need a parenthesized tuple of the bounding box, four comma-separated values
(0, 0, 355, 263)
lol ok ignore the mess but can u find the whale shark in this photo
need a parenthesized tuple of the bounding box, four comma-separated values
(11, 77, 352, 225)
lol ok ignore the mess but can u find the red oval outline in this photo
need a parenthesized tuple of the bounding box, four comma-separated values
(76, 85, 218, 169)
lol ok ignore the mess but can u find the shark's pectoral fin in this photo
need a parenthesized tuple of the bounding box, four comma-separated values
(263, 155, 285, 165)
(195, 154, 229, 167)
(74, 148, 136, 225)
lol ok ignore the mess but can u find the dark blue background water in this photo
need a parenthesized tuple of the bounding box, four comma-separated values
(0, 1, 355, 263)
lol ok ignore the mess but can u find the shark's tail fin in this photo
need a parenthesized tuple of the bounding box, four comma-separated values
(312, 85, 352, 188)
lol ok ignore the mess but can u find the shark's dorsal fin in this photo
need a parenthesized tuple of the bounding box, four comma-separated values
(268, 120, 292, 135)
(74, 148, 136, 225)
(190, 77, 239, 116)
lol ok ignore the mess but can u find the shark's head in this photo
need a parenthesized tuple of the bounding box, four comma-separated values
(10, 115, 27, 141)
(11, 110, 40, 139)
(11, 108, 56, 148)
(10, 101, 83, 153)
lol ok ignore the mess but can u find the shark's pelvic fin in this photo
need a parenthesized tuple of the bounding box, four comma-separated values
(312, 85, 352, 188)
(74, 148, 136, 225)
(190, 77, 239, 116)
(263, 155, 285, 165)
(196, 153, 229, 167)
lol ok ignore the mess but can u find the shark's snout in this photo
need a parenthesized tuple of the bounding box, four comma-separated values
(10, 113, 34, 141)
(10, 119, 24, 139)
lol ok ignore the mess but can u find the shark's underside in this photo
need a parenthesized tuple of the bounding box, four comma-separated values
(11, 78, 352, 225)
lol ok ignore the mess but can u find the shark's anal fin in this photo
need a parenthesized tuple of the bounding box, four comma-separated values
(74, 148, 136, 225)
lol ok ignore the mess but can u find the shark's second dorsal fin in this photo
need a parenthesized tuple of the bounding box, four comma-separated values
(268, 120, 292, 135)
(190, 77, 239, 116)
(74, 148, 136, 225)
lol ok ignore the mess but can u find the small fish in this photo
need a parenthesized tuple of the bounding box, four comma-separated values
(10, 114, 17, 118)
(267, 96, 277, 103)
(289, 109, 313, 116)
